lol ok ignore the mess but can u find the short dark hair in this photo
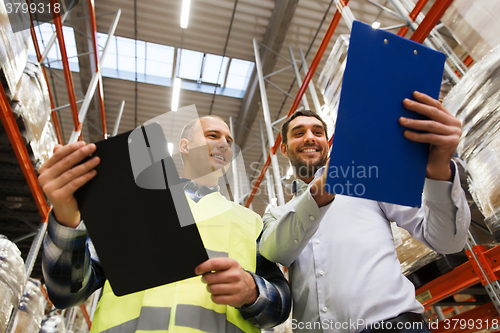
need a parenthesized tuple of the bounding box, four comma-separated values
(281, 110, 329, 144)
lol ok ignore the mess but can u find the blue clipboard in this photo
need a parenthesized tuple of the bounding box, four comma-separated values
(326, 20, 446, 207)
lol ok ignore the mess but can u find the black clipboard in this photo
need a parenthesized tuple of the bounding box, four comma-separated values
(74, 123, 209, 296)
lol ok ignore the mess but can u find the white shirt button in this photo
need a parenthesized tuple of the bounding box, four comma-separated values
(322, 307, 328, 313)
(319, 270, 324, 276)
(294, 239, 298, 244)
(310, 215, 315, 221)
(315, 240, 320, 244)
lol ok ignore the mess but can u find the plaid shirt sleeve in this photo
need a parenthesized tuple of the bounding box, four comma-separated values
(42, 212, 105, 309)
(237, 237, 292, 329)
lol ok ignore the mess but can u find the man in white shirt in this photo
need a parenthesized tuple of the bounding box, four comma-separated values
(260, 91, 471, 333)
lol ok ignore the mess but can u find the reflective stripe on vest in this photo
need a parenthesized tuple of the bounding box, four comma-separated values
(137, 307, 171, 330)
(100, 305, 244, 333)
(100, 307, 172, 332)
(206, 249, 229, 258)
(101, 318, 139, 333)
(176, 304, 244, 333)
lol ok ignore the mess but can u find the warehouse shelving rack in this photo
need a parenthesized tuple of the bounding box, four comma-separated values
(245, 0, 500, 331)
(0, 0, 121, 330)
(415, 234, 500, 330)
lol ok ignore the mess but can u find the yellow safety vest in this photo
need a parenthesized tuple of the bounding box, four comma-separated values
(91, 192, 263, 333)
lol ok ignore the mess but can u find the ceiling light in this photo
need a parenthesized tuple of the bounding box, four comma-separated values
(171, 77, 181, 111)
(180, 0, 191, 29)
(372, 22, 380, 29)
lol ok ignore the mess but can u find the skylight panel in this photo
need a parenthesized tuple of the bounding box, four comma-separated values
(62, 25, 78, 64)
(28, 23, 79, 69)
(145, 43, 174, 78)
(225, 59, 254, 90)
(97, 33, 117, 71)
(28, 24, 253, 98)
(28, 23, 57, 60)
(116, 37, 145, 73)
(201, 54, 229, 85)
(178, 49, 203, 80)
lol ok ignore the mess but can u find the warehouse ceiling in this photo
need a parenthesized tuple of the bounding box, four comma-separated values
(43, 0, 415, 219)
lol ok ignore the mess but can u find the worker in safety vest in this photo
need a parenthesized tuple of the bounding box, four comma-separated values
(39, 115, 291, 332)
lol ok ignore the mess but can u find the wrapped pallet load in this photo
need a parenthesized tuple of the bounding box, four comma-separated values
(40, 314, 67, 333)
(443, 45, 500, 238)
(317, 34, 349, 133)
(0, 235, 26, 332)
(11, 60, 57, 167)
(441, 0, 500, 63)
(392, 223, 440, 275)
(0, 0, 30, 99)
(12, 278, 47, 333)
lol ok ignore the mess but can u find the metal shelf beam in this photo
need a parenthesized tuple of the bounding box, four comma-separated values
(0, 90, 50, 220)
(87, 0, 107, 139)
(50, 0, 81, 133)
(397, 0, 429, 37)
(409, 0, 454, 44)
(27, 4, 63, 144)
(416, 245, 500, 308)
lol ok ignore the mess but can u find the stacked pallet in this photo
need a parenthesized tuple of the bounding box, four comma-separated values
(443, 45, 500, 239)
(0, 235, 25, 332)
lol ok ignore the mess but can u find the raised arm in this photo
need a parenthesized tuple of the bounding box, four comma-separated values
(381, 160, 470, 254)
(387, 92, 470, 252)
(260, 184, 331, 267)
(39, 142, 104, 307)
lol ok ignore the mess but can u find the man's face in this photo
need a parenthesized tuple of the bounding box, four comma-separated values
(188, 117, 233, 174)
(281, 116, 329, 179)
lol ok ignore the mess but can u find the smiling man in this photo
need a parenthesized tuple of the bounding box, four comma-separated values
(261, 95, 471, 333)
(39, 115, 291, 333)
(179, 116, 233, 185)
(280, 111, 329, 184)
